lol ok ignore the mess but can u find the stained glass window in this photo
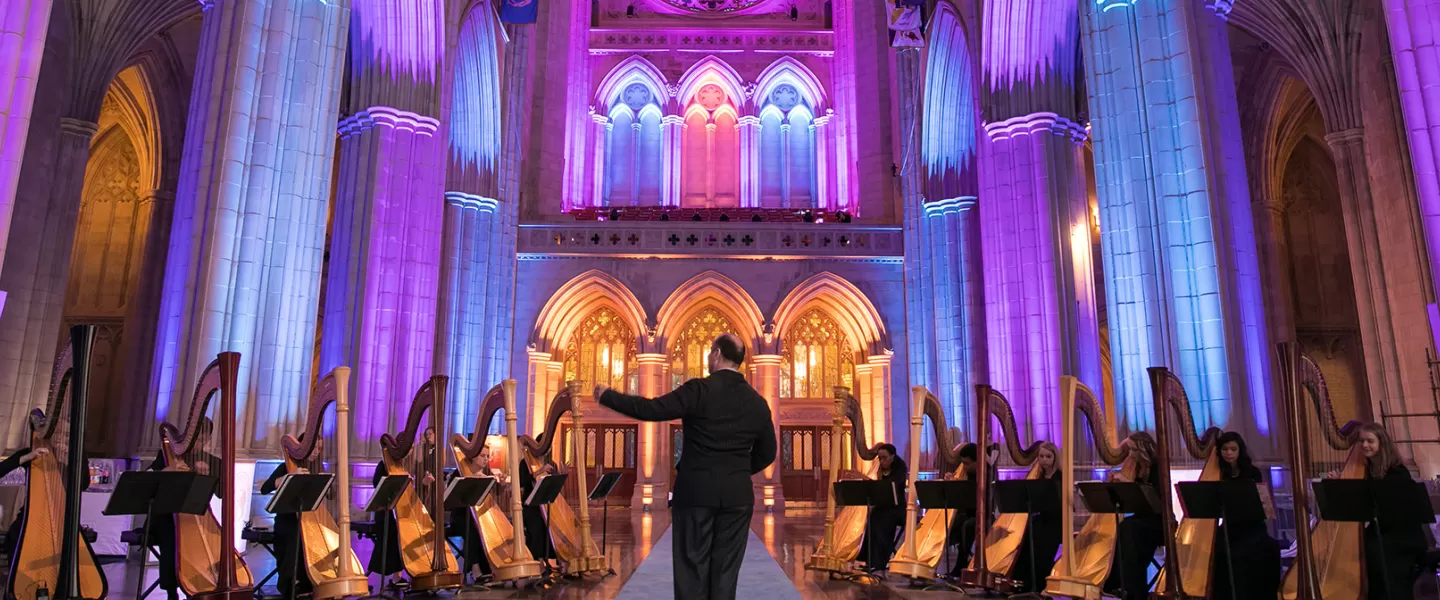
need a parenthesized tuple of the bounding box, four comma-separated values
(668, 307, 744, 388)
(781, 308, 856, 399)
(562, 306, 639, 394)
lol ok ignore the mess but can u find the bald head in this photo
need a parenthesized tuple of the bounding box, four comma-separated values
(709, 334, 746, 370)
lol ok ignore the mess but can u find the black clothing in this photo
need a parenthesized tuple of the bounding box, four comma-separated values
(1011, 469, 1063, 593)
(366, 462, 405, 576)
(1106, 465, 1163, 600)
(260, 463, 311, 597)
(599, 371, 777, 508)
(599, 369, 776, 599)
(517, 460, 554, 562)
(946, 462, 995, 578)
(144, 452, 220, 593)
(446, 469, 493, 577)
(1210, 465, 1280, 600)
(857, 457, 908, 571)
(672, 504, 753, 600)
(1363, 464, 1427, 600)
(1, 451, 28, 559)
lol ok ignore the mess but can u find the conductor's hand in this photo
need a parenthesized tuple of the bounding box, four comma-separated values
(1324, 470, 1339, 479)
(593, 384, 610, 399)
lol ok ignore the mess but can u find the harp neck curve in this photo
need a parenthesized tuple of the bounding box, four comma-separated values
(453, 384, 506, 461)
(282, 370, 344, 468)
(518, 385, 575, 461)
(1151, 367, 1222, 460)
(381, 379, 439, 463)
(1298, 351, 1362, 450)
(161, 353, 237, 464)
(834, 387, 885, 462)
(982, 387, 1043, 466)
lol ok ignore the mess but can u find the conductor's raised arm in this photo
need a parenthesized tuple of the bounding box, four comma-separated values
(597, 378, 703, 422)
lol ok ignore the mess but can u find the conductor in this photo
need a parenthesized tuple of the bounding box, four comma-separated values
(596, 333, 777, 600)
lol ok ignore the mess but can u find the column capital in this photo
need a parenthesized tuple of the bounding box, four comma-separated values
(1324, 128, 1365, 148)
(58, 118, 99, 139)
(527, 348, 554, 362)
(865, 352, 894, 365)
(661, 114, 685, 126)
(751, 354, 783, 366)
(138, 189, 175, 205)
(637, 353, 667, 364)
(592, 113, 610, 125)
(1205, 0, 1233, 19)
(443, 191, 498, 211)
(737, 115, 762, 127)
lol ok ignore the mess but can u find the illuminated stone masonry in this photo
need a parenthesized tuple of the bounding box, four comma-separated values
(518, 222, 903, 258)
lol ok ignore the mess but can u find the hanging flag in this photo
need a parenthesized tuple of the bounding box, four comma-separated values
(888, 3, 923, 47)
(501, 0, 538, 24)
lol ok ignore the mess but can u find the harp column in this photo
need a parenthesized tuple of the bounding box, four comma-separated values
(321, 0, 451, 455)
(144, 0, 349, 450)
(1081, 0, 1271, 438)
(751, 353, 784, 511)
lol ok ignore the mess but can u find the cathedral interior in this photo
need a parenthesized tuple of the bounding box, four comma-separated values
(4, 0, 1440, 597)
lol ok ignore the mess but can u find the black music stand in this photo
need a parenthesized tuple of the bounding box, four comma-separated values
(443, 476, 496, 589)
(994, 478, 1061, 596)
(1175, 480, 1266, 600)
(834, 479, 903, 580)
(1314, 478, 1437, 600)
(359, 475, 412, 600)
(525, 473, 569, 587)
(265, 474, 335, 600)
(914, 479, 974, 591)
(589, 472, 623, 577)
(1077, 481, 1160, 599)
(104, 471, 217, 600)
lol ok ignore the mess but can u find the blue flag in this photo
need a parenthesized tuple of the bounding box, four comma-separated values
(501, 0, 538, 24)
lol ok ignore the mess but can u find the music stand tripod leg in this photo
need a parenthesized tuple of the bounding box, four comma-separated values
(287, 524, 301, 600)
(357, 518, 399, 600)
(601, 496, 615, 577)
(136, 499, 155, 600)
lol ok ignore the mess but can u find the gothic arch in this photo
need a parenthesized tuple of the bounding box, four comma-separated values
(655, 271, 765, 351)
(772, 272, 888, 356)
(596, 56, 671, 111)
(752, 57, 827, 113)
(676, 56, 747, 114)
(95, 66, 162, 193)
(532, 270, 649, 352)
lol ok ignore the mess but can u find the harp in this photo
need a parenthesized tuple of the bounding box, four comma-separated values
(10, 325, 107, 600)
(1277, 342, 1363, 600)
(158, 352, 254, 599)
(447, 380, 542, 582)
(508, 380, 607, 575)
(883, 387, 967, 580)
(1149, 367, 1223, 599)
(277, 367, 367, 599)
(377, 376, 462, 591)
(1045, 376, 1131, 599)
(805, 385, 889, 575)
(959, 384, 1044, 592)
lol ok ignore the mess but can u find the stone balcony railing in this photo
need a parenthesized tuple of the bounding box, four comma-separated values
(518, 221, 903, 260)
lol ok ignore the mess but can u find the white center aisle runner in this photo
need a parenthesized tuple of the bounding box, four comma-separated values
(614, 528, 803, 599)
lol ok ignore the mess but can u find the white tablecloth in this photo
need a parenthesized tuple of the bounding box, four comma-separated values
(81, 490, 132, 556)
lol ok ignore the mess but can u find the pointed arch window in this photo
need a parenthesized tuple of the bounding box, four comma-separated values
(758, 83, 816, 208)
(780, 308, 856, 399)
(563, 306, 640, 394)
(681, 83, 740, 208)
(668, 307, 744, 388)
(604, 82, 664, 206)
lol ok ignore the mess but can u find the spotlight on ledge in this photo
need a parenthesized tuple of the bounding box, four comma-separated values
(834, 210, 852, 223)
(801, 210, 815, 223)
(751, 214, 763, 222)
(609, 208, 621, 221)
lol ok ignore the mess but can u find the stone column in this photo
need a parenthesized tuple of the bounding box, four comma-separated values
(660, 115, 684, 207)
(1080, 0, 1270, 435)
(634, 353, 666, 508)
(629, 121, 642, 204)
(487, 23, 533, 391)
(751, 353, 784, 510)
(1382, 0, 1440, 317)
(780, 121, 792, 208)
(146, 0, 349, 453)
(736, 116, 760, 207)
(590, 111, 608, 205)
(0, 118, 93, 446)
(527, 349, 552, 437)
(321, 0, 453, 456)
(0, 0, 55, 281)
(866, 354, 893, 445)
(812, 114, 832, 211)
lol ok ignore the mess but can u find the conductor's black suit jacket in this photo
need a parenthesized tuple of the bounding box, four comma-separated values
(599, 369, 777, 508)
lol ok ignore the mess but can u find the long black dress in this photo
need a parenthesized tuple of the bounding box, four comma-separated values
(947, 462, 996, 578)
(146, 453, 219, 599)
(1209, 465, 1281, 600)
(447, 468, 493, 577)
(518, 460, 555, 562)
(1363, 464, 1428, 600)
(259, 463, 310, 597)
(1105, 465, 1164, 600)
(1010, 469, 1063, 593)
(856, 457, 908, 571)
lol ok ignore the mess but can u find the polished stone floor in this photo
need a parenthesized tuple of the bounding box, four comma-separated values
(59, 510, 997, 599)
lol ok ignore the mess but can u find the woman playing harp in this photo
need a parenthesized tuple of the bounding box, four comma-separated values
(1146, 366, 1224, 600)
(372, 376, 462, 592)
(150, 352, 254, 600)
(7, 327, 106, 600)
(509, 381, 604, 574)
(1044, 376, 1135, 600)
(956, 384, 1047, 593)
(257, 366, 366, 600)
(448, 380, 543, 583)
